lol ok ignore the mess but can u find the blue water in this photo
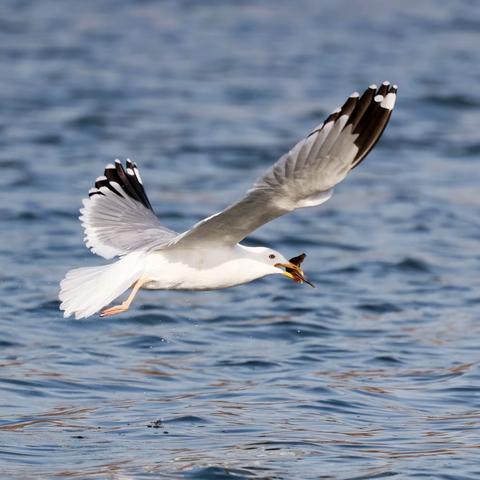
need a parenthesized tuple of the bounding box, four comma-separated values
(1, 0, 480, 478)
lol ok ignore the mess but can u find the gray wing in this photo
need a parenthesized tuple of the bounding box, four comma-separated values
(80, 159, 178, 259)
(167, 82, 397, 249)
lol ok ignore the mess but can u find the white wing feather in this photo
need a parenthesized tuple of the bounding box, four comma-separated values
(80, 160, 177, 259)
(167, 82, 397, 249)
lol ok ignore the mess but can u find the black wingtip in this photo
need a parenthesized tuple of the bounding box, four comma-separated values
(349, 81, 397, 169)
(90, 160, 154, 211)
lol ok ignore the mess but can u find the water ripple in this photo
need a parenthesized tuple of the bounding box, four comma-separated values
(1, 0, 480, 478)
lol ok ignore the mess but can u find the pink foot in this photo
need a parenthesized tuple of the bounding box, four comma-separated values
(100, 302, 129, 317)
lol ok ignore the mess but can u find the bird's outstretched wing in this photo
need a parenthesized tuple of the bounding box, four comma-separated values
(80, 159, 177, 259)
(166, 82, 397, 249)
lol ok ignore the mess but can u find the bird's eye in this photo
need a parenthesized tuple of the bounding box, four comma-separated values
(269, 254, 276, 259)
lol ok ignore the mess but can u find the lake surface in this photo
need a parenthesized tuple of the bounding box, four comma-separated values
(1, 0, 480, 478)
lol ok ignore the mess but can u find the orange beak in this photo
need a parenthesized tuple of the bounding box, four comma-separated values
(275, 253, 315, 288)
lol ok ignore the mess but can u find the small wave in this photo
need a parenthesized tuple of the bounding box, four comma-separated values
(368, 355, 404, 365)
(216, 359, 279, 370)
(163, 415, 210, 425)
(118, 335, 168, 349)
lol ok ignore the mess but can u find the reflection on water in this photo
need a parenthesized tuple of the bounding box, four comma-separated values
(1, 0, 480, 478)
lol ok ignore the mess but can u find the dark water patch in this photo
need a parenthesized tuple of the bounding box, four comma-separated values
(216, 359, 280, 370)
(368, 355, 403, 365)
(304, 107, 328, 121)
(346, 328, 387, 338)
(68, 113, 108, 129)
(218, 427, 264, 436)
(378, 134, 437, 152)
(0, 339, 24, 348)
(314, 398, 373, 416)
(225, 85, 281, 105)
(357, 302, 402, 314)
(246, 439, 321, 450)
(184, 466, 258, 479)
(302, 343, 353, 358)
(120, 312, 178, 325)
(117, 335, 168, 349)
(465, 296, 480, 306)
(33, 133, 63, 145)
(0, 159, 28, 169)
(366, 257, 435, 277)
(7, 210, 42, 222)
(34, 46, 89, 60)
(173, 144, 278, 168)
(0, 383, 49, 398)
(324, 265, 362, 275)
(348, 472, 400, 480)
(394, 257, 432, 273)
(241, 319, 334, 342)
(424, 94, 480, 109)
(446, 142, 480, 157)
(282, 236, 369, 251)
(305, 385, 334, 395)
(37, 300, 61, 313)
(315, 306, 343, 321)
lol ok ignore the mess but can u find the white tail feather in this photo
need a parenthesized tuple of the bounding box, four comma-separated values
(59, 252, 147, 319)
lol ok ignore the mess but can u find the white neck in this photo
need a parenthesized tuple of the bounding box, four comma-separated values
(215, 244, 283, 286)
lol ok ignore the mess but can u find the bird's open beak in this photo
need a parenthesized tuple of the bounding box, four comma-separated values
(275, 253, 315, 288)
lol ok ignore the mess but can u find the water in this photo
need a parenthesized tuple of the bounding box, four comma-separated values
(1, 0, 480, 478)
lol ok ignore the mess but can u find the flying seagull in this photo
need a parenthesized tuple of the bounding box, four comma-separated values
(59, 82, 397, 319)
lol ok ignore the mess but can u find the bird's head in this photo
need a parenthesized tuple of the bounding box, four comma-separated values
(248, 247, 315, 287)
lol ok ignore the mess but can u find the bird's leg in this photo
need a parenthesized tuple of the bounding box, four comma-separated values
(100, 277, 148, 317)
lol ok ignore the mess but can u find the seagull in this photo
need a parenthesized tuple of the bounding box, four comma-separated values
(59, 82, 397, 319)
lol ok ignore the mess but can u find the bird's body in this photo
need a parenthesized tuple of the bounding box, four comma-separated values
(59, 81, 397, 319)
(142, 245, 285, 291)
